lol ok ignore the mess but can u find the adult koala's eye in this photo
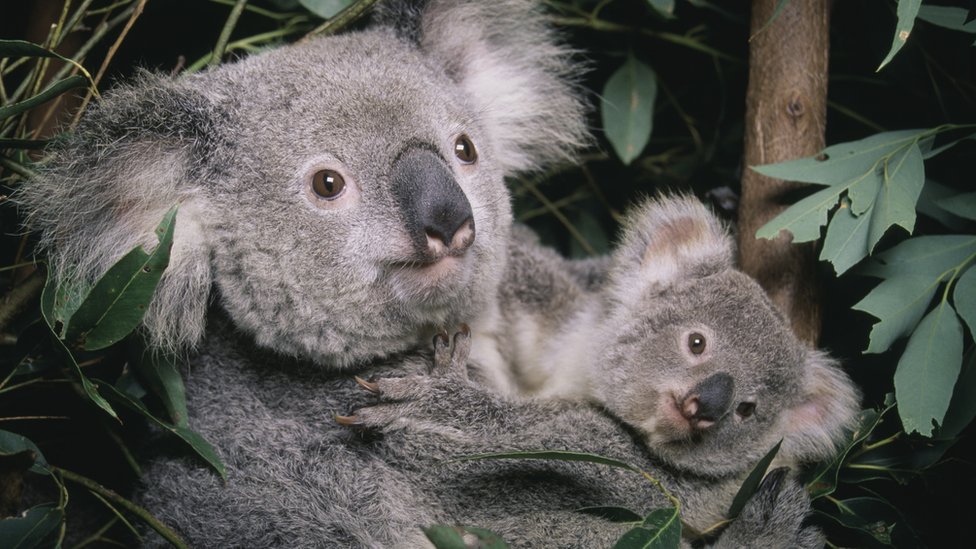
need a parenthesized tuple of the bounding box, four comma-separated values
(311, 169, 346, 199)
(736, 401, 756, 418)
(688, 332, 706, 355)
(454, 134, 477, 164)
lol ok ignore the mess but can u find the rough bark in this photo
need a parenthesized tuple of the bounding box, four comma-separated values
(739, 0, 830, 346)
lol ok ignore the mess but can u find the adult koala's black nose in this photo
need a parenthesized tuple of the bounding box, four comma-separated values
(681, 372, 734, 429)
(392, 147, 475, 258)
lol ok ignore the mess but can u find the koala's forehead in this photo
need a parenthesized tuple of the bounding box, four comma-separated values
(200, 30, 466, 154)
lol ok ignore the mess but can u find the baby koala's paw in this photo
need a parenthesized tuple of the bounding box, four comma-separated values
(336, 326, 484, 434)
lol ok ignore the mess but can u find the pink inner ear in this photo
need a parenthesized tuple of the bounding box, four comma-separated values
(640, 217, 708, 268)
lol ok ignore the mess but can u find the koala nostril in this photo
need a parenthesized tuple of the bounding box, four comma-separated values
(681, 396, 699, 420)
(424, 215, 475, 254)
(685, 372, 735, 425)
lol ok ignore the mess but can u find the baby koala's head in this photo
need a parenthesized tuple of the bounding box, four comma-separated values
(594, 196, 860, 477)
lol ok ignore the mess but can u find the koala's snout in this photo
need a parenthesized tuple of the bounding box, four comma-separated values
(392, 148, 475, 260)
(680, 372, 734, 430)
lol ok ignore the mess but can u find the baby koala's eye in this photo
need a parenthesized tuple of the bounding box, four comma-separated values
(736, 401, 756, 418)
(454, 134, 477, 164)
(311, 169, 346, 199)
(688, 332, 706, 355)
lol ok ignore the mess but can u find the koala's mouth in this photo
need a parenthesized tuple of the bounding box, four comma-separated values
(386, 254, 472, 299)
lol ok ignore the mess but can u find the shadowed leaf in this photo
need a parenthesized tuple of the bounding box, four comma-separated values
(878, 0, 922, 71)
(612, 507, 681, 549)
(0, 430, 49, 476)
(602, 54, 657, 165)
(0, 504, 63, 549)
(728, 440, 782, 519)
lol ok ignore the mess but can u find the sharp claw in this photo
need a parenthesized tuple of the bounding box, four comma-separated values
(434, 331, 450, 346)
(354, 375, 380, 394)
(334, 414, 363, 427)
(459, 323, 470, 336)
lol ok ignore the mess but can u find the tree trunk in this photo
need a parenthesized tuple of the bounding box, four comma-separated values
(738, 0, 830, 346)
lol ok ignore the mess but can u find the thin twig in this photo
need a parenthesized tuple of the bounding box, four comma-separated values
(302, 0, 380, 40)
(54, 466, 188, 549)
(0, 270, 44, 334)
(71, 0, 148, 128)
(211, 0, 249, 68)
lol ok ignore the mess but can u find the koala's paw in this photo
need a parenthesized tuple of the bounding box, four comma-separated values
(711, 467, 824, 549)
(336, 326, 483, 434)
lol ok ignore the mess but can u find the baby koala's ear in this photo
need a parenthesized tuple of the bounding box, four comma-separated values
(608, 195, 734, 299)
(779, 350, 862, 464)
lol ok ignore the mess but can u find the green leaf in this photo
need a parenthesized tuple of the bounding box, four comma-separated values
(40, 269, 89, 339)
(298, 0, 354, 19)
(867, 143, 925, 251)
(916, 6, 976, 34)
(423, 525, 509, 549)
(50, 334, 119, 421)
(755, 184, 843, 242)
(601, 54, 657, 165)
(860, 235, 976, 279)
(807, 402, 891, 499)
(853, 275, 937, 354)
(99, 383, 226, 480)
(132, 344, 190, 427)
(935, 191, 976, 221)
(954, 266, 976, 336)
(646, 0, 675, 17)
(727, 440, 782, 519)
(916, 180, 970, 230)
(66, 206, 177, 350)
(820, 199, 872, 275)
(0, 75, 88, 121)
(895, 304, 965, 436)
(454, 450, 643, 475)
(751, 130, 925, 187)
(577, 506, 644, 524)
(877, 0, 922, 71)
(819, 497, 899, 546)
(611, 508, 681, 549)
(939, 351, 976, 439)
(0, 504, 63, 549)
(0, 430, 49, 475)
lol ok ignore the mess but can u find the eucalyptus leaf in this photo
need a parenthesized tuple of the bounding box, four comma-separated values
(99, 383, 226, 480)
(895, 304, 964, 436)
(611, 507, 680, 549)
(939, 351, 976, 439)
(935, 191, 976, 221)
(953, 266, 976, 336)
(853, 274, 937, 354)
(0, 503, 63, 549)
(0, 430, 49, 475)
(916, 5, 976, 34)
(860, 235, 976, 279)
(877, 0, 922, 71)
(916, 180, 970, 230)
(807, 402, 891, 499)
(298, 0, 355, 19)
(819, 497, 900, 546)
(66, 206, 177, 350)
(577, 506, 644, 524)
(50, 334, 119, 421)
(601, 54, 657, 165)
(422, 525, 508, 549)
(646, 0, 675, 17)
(132, 344, 190, 427)
(40, 268, 89, 339)
(820, 200, 872, 275)
(0, 75, 88, 121)
(755, 184, 842, 242)
(867, 143, 924, 251)
(727, 440, 782, 519)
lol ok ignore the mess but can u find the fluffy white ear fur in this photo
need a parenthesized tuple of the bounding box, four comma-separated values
(779, 350, 862, 464)
(418, 0, 589, 174)
(17, 78, 216, 354)
(607, 195, 733, 304)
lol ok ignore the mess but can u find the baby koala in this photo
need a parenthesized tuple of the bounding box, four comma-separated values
(496, 195, 861, 476)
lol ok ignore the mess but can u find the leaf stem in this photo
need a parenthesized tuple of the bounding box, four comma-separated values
(211, 0, 249, 68)
(303, 0, 380, 39)
(53, 466, 188, 549)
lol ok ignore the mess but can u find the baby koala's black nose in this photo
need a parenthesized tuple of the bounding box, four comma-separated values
(680, 372, 734, 430)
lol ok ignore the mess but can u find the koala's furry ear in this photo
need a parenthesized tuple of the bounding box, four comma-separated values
(17, 73, 217, 353)
(377, 0, 590, 173)
(780, 351, 862, 464)
(608, 195, 734, 301)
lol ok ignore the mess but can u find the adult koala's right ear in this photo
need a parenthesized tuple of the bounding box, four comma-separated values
(607, 195, 734, 304)
(376, 0, 590, 174)
(18, 72, 217, 353)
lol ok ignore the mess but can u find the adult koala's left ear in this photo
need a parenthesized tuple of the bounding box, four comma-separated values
(376, 0, 590, 173)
